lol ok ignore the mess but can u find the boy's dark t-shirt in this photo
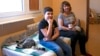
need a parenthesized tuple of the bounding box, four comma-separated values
(38, 19, 58, 40)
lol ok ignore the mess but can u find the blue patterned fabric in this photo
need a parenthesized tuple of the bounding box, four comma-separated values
(3, 34, 50, 56)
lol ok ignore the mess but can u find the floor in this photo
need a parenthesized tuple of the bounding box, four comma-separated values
(86, 24, 100, 56)
(75, 23, 100, 56)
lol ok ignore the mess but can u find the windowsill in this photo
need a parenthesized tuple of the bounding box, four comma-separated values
(0, 17, 35, 25)
(0, 11, 42, 25)
(0, 10, 41, 18)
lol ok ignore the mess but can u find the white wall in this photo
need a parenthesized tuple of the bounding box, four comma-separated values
(90, 0, 100, 13)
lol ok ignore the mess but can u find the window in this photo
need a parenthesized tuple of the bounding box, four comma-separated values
(0, 0, 23, 13)
(0, 0, 40, 18)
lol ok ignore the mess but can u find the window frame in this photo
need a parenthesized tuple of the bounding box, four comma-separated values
(0, 0, 42, 18)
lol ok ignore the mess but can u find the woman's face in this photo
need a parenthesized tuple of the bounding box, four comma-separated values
(63, 5, 70, 12)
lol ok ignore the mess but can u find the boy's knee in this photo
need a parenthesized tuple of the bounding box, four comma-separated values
(54, 46, 63, 53)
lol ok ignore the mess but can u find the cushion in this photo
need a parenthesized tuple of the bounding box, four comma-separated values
(41, 51, 56, 56)
(75, 26, 81, 31)
(26, 22, 39, 36)
(2, 32, 27, 47)
(31, 33, 39, 43)
(60, 36, 71, 45)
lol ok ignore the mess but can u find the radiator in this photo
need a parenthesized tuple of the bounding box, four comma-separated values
(0, 17, 34, 36)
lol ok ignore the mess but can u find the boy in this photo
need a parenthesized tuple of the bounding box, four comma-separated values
(38, 7, 72, 56)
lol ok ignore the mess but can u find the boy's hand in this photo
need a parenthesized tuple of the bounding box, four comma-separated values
(47, 19, 53, 25)
(43, 37, 51, 41)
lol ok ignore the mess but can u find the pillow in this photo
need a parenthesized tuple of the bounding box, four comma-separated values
(2, 36, 15, 46)
(26, 22, 39, 36)
(74, 26, 81, 31)
(31, 32, 39, 43)
(27, 22, 39, 32)
(2, 32, 27, 47)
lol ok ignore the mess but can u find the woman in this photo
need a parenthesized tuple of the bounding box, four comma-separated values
(58, 1, 92, 56)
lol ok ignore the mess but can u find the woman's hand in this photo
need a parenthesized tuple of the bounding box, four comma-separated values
(71, 27, 76, 31)
(67, 24, 76, 31)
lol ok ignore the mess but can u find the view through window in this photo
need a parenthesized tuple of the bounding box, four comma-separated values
(0, 0, 23, 13)
(0, 0, 39, 18)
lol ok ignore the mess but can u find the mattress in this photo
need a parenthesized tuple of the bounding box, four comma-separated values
(3, 45, 56, 56)
(2, 34, 56, 56)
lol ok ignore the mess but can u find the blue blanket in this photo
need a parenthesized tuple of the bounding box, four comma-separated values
(3, 34, 51, 56)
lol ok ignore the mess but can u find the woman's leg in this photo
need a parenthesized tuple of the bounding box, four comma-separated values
(78, 32, 87, 55)
(55, 38, 72, 56)
(60, 30, 78, 56)
(40, 40, 64, 56)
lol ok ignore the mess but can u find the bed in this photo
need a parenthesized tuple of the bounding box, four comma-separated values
(2, 33, 56, 56)
(1, 22, 71, 56)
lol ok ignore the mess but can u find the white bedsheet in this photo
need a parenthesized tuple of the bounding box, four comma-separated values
(3, 48, 32, 56)
(2, 48, 56, 56)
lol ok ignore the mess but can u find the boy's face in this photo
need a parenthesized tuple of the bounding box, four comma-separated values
(44, 11, 53, 20)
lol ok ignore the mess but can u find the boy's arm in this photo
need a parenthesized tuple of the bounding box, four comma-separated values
(40, 25, 52, 39)
(51, 27, 59, 40)
(40, 19, 53, 40)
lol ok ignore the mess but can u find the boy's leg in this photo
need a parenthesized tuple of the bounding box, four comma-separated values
(55, 38, 72, 56)
(40, 40, 64, 56)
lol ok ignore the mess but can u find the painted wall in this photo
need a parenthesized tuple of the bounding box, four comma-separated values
(42, 0, 52, 8)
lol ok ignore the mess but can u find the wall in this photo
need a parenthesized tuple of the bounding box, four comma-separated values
(90, 0, 100, 13)
(42, 0, 52, 8)
(53, 0, 87, 31)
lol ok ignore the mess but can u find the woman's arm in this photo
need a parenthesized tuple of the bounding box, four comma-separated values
(72, 12, 77, 26)
(58, 18, 70, 30)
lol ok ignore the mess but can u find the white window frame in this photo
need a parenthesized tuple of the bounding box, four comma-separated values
(0, 0, 42, 18)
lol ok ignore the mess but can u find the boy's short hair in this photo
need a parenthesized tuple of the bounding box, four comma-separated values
(44, 7, 53, 14)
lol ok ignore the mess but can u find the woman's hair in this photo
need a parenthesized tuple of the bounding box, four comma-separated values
(44, 7, 53, 14)
(60, 1, 72, 13)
